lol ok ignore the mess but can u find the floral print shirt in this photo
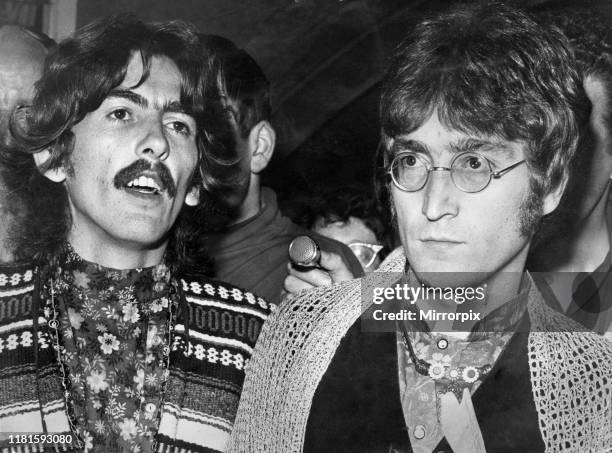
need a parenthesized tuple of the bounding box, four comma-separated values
(45, 249, 176, 452)
(397, 272, 530, 453)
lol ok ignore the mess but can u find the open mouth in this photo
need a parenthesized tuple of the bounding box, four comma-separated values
(124, 175, 163, 195)
(114, 159, 177, 198)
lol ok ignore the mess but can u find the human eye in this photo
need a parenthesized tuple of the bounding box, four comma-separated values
(396, 152, 425, 168)
(169, 121, 191, 136)
(454, 153, 488, 172)
(165, 115, 196, 138)
(108, 108, 132, 122)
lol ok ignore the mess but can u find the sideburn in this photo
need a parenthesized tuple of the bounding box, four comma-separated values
(518, 184, 544, 237)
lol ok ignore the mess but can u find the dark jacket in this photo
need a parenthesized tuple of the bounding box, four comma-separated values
(204, 187, 364, 305)
(304, 315, 545, 453)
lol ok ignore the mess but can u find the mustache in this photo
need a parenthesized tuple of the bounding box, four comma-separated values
(113, 159, 177, 197)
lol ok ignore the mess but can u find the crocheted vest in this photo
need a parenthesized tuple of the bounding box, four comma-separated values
(229, 248, 612, 453)
(0, 261, 270, 453)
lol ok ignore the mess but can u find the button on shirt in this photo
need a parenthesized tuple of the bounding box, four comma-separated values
(397, 276, 530, 453)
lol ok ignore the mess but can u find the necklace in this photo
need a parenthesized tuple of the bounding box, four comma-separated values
(399, 323, 492, 400)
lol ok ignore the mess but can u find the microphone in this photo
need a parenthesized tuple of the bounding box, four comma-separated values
(289, 235, 321, 267)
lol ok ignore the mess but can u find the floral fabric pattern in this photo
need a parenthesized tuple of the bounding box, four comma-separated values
(396, 270, 530, 453)
(45, 249, 175, 452)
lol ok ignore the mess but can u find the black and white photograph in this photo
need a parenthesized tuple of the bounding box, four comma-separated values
(0, 0, 610, 451)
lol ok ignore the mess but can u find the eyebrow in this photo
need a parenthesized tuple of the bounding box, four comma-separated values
(107, 89, 189, 115)
(392, 136, 516, 159)
(449, 138, 515, 158)
(391, 138, 429, 154)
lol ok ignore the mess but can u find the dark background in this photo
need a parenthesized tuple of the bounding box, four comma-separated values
(75, 0, 612, 206)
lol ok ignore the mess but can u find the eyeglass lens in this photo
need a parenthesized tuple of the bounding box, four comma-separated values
(349, 243, 381, 268)
(390, 152, 492, 193)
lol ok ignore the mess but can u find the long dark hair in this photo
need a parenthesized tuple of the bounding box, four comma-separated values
(375, 3, 590, 243)
(378, 2, 589, 203)
(9, 14, 239, 273)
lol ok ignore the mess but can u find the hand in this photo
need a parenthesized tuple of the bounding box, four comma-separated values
(283, 250, 356, 295)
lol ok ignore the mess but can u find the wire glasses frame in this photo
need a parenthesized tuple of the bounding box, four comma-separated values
(387, 151, 526, 193)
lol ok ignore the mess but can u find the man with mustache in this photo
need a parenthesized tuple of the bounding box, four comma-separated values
(0, 15, 269, 453)
(230, 4, 611, 452)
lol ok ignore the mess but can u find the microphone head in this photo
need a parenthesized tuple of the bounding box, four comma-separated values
(289, 235, 321, 267)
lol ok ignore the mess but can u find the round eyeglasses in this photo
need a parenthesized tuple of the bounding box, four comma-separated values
(387, 151, 526, 193)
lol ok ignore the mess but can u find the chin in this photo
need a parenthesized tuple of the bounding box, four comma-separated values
(409, 256, 486, 288)
(409, 253, 465, 272)
(110, 226, 168, 249)
(413, 269, 482, 289)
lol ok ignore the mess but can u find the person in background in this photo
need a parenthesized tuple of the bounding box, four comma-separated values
(200, 34, 363, 305)
(0, 25, 53, 262)
(288, 185, 394, 272)
(229, 4, 611, 452)
(529, 6, 612, 338)
(0, 16, 269, 452)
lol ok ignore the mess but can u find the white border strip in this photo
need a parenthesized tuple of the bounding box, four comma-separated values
(0, 284, 34, 298)
(186, 296, 267, 320)
(173, 326, 253, 354)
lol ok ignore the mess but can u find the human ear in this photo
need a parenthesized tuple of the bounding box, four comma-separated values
(33, 149, 66, 183)
(249, 121, 276, 174)
(542, 174, 568, 215)
(185, 186, 200, 207)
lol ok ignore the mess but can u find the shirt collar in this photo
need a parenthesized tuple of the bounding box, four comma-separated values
(400, 268, 531, 342)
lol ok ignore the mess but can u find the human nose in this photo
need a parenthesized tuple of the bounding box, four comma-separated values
(421, 168, 459, 221)
(136, 118, 170, 161)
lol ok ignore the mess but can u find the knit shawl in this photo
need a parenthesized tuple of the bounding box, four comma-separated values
(228, 247, 612, 453)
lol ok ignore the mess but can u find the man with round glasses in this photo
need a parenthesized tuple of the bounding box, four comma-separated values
(388, 150, 525, 193)
(229, 3, 611, 452)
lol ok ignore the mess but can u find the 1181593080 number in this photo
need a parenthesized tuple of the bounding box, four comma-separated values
(7, 433, 73, 445)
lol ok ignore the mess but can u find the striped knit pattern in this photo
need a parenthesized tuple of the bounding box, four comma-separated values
(0, 264, 270, 453)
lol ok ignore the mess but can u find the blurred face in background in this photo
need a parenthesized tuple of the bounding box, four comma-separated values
(576, 75, 612, 220)
(313, 215, 383, 272)
(0, 26, 48, 146)
(0, 26, 48, 262)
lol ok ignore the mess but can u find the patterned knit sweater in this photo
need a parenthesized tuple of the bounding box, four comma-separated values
(0, 261, 270, 453)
